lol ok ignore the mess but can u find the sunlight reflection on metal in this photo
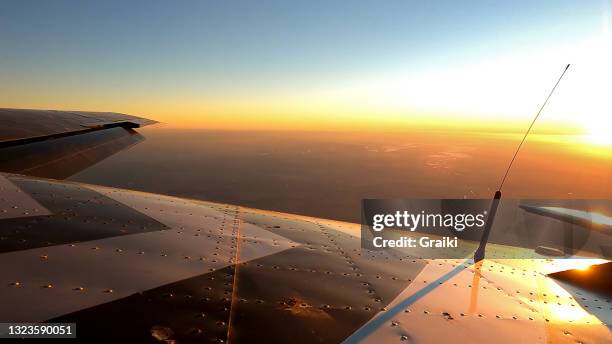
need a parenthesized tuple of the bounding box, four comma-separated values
(540, 279, 602, 325)
(468, 260, 483, 315)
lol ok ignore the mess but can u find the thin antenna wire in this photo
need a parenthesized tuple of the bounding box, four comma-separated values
(498, 64, 571, 191)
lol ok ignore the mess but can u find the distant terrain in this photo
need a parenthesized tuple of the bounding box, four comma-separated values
(70, 128, 611, 223)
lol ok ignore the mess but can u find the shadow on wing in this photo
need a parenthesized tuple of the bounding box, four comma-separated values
(0, 127, 143, 179)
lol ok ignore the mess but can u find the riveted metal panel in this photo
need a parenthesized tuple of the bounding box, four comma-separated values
(0, 177, 169, 253)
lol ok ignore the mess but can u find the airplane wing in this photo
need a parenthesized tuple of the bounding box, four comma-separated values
(0, 110, 609, 343)
(520, 204, 612, 235)
(0, 108, 156, 179)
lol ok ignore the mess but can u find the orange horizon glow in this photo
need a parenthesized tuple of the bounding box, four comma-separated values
(0, 98, 594, 133)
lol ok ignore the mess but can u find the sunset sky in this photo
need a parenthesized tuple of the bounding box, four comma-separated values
(1, 1, 611, 141)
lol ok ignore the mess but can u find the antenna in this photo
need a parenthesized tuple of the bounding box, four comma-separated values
(474, 64, 571, 262)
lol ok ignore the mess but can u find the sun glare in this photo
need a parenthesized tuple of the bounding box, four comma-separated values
(579, 37, 612, 146)
(578, 12, 612, 146)
(583, 120, 612, 145)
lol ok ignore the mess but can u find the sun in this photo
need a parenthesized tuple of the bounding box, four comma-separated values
(582, 114, 612, 145)
(574, 17, 612, 146)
